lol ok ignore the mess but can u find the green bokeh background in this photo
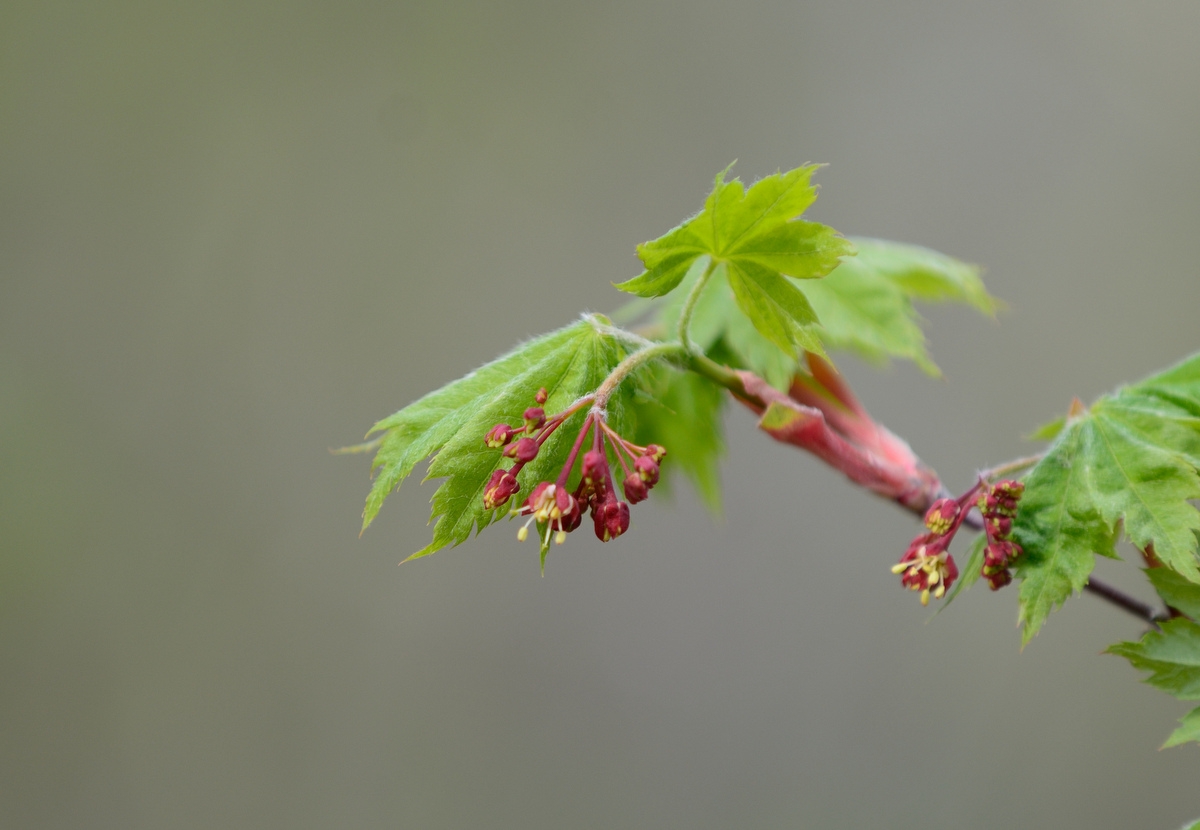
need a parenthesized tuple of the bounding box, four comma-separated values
(3, 2, 1199, 827)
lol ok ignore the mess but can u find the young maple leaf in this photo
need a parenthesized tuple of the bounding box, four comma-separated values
(1014, 352, 1200, 643)
(1106, 618, 1200, 699)
(643, 226, 996, 388)
(616, 164, 853, 357)
(1160, 706, 1200, 749)
(800, 237, 996, 376)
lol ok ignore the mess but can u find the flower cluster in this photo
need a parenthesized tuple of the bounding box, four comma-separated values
(481, 387, 665, 556)
(978, 480, 1024, 590)
(892, 477, 1026, 604)
(892, 490, 976, 606)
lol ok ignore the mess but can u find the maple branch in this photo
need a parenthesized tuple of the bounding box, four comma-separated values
(1080, 578, 1166, 627)
(685, 354, 1173, 627)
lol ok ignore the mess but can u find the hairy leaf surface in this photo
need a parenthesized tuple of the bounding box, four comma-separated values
(1014, 353, 1200, 643)
(359, 316, 634, 559)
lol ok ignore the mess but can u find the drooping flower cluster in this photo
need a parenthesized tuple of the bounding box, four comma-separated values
(892, 477, 1026, 604)
(978, 480, 1024, 590)
(481, 387, 664, 556)
(892, 489, 976, 606)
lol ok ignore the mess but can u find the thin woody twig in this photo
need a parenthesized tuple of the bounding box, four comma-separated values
(686, 353, 1172, 628)
(1081, 578, 1167, 627)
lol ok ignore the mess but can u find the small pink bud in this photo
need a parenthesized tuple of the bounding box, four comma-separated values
(992, 479, 1024, 499)
(504, 437, 539, 462)
(644, 444, 666, 462)
(483, 469, 520, 509)
(582, 450, 608, 488)
(523, 407, 546, 431)
(593, 500, 630, 542)
(924, 498, 959, 536)
(984, 540, 1021, 569)
(484, 424, 517, 448)
(985, 569, 1013, 590)
(986, 516, 1013, 539)
(535, 387, 548, 405)
(634, 455, 660, 487)
(623, 473, 648, 504)
(979, 481, 1022, 518)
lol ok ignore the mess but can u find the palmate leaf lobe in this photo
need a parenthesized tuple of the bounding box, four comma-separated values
(647, 234, 997, 389)
(616, 165, 852, 357)
(1162, 706, 1200, 749)
(1108, 620, 1200, 747)
(801, 238, 995, 375)
(1106, 618, 1200, 700)
(1014, 352, 1200, 644)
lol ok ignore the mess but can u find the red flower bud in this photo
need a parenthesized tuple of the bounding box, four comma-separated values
(984, 539, 1022, 571)
(633, 455, 660, 487)
(535, 387, 548, 405)
(623, 473, 649, 504)
(600, 496, 628, 542)
(483, 468, 520, 509)
(986, 515, 1013, 539)
(593, 499, 630, 542)
(992, 479, 1024, 500)
(582, 450, 608, 489)
(484, 424, 517, 448)
(978, 481, 1022, 518)
(644, 444, 666, 462)
(523, 407, 546, 431)
(504, 436, 539, 462)
(985, 569, 1013, 590)
(923, 498, 959, 536)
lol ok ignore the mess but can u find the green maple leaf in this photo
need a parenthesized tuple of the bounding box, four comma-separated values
(1162, 706, 1200, 749)
(1014, 353, 1200, 643)
(645, 236, 995, 388)
(800, 238, 996, 375)
(1107, 618, 1200, 700)
(617, 165, 852, 357)
(631, 364, 725, 512)
(1147, 566, 1200, 619)
(356, 316, 635, 560)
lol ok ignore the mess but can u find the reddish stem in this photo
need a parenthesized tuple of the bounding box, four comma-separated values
(556, 414, 596, 488)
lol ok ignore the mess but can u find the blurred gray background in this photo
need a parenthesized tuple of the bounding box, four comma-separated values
(2, 2, 1199, 828)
